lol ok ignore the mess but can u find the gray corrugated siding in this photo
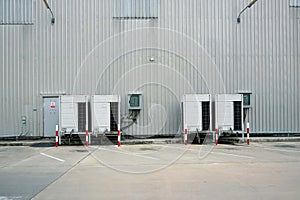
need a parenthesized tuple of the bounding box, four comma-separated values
(0, 0, 33, 24)
(114, 0, 158, 18)
(0, 0, 299, 136)
(290, 0, 300, 7)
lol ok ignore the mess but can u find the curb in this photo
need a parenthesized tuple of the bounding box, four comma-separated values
(220, 137, 300, 144)
(0, 140, 55, 147)
(248, 137, 300, 143)
(1, 137, 300, 146)
(122, 138, 182, 145)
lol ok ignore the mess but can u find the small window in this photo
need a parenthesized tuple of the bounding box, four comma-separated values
(114, 0, 158, 19)
(290, 0, 300, 7)
(0, 0, 33, 25)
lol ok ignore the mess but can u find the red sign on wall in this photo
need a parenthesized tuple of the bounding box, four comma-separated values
(50, 101, 56, 109)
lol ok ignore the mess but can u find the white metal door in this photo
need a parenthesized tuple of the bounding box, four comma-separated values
(43, 97, 59, 137)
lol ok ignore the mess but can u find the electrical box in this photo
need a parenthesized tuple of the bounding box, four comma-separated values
(128, 92, 142, 110)
(242, 93, 251, 108)
(215, 94, 243, 133)
(181, 94, 212, 132)
(91, 95, 120, 134)
(59, 95, 90, 134)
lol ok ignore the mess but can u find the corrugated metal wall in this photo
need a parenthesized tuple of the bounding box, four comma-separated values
(0, 0, 33, 24)
(0, 0, 299, 136)
(114, 0, 158, 18)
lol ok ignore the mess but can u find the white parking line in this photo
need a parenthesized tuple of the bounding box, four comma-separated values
(0, 196, 23, 200)
(153, 144, 254, 159)
(152, 144, 195, 151)
(96, 147, 160, 160)
(40, 153, 65, 162)
(211, 152, 254, 159)
(263, 147, 300, 153)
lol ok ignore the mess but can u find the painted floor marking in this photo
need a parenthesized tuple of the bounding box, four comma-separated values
(0, 196, 23, 200)
(210, 152, 254, 159)
(96, 147, 160, 160)
(153, 144, 254, 159)
(262, 147, 300, 153)
(40, 153, 65, 162)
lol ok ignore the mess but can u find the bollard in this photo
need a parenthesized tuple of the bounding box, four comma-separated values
(215, 128, 219, 145)
(247, 122, 250, 145)
(85, 124, 89, 147)
(117, 130, 121, 147)
(184, 129, 188, 145)
(55, 125, 58, 148)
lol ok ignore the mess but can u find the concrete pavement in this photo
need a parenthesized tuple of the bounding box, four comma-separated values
(1, 142, 300, 199)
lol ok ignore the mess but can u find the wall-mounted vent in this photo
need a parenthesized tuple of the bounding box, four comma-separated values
(202, 102, 210, 131)
(110, 102, 119, 131)
(78, 103, 86, 132)
(233, 101, 242, 131)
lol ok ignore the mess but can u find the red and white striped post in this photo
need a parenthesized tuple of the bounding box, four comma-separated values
(184, 128, 188, 145)
(117, 126, 121, 147)
(215, 128, 219, 145)
(55, 125, 58, 148)
(246, 122, 250, 145)
(85, 124, 89, 147)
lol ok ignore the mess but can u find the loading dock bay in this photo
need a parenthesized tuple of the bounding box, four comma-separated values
(0, 142, 300, 199)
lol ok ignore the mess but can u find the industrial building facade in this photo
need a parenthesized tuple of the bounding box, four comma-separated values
(0, 0, 299, 137)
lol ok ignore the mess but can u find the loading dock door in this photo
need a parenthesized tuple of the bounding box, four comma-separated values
(43, 97, 59, 137)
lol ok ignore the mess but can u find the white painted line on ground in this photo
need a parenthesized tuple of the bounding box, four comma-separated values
(97, 147, 160, 160)
(78, 164, 106, 168)
(153, 144, 254, 159)
(263, 147, 300, 153)
(40, 153, 65, 162)
(0, 196, 23, 200)
(210, 152, 254, 159)
(152, 144, 194, 151)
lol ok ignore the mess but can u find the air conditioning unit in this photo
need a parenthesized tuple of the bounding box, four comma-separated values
(59, 95, 90, 134)
(181, 94, 212, 132)
(91, 95, 120, 135)
(215, 94, 243, 134)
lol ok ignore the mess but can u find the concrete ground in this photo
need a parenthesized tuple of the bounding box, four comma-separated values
(0, 142, 300, 200)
